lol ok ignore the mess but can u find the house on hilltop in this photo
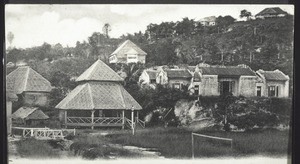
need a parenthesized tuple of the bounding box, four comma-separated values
(109, 40, 147, 64)
(255, 7, 288, 19)
(199, 16, 216, 26)
(55, 59, 143, 129)
(6, 66, 52, 107)
(256, 69, 289, 98)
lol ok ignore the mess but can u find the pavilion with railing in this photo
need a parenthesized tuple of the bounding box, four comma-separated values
(55, 59, 144, 129)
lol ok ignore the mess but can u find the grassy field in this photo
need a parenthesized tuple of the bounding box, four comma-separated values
(105, 127, 292, 159)
(12, 127, 291, 159)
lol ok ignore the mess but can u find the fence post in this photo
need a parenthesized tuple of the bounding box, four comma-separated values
(73, 128, 76, 135)
(192, 133, 194, 159)
(30, 129, 34, 137)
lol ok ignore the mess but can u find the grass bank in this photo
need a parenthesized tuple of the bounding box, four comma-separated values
(105, 127, 291, 159)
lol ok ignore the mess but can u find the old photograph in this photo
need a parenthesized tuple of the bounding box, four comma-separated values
(5, 4, 294, 164)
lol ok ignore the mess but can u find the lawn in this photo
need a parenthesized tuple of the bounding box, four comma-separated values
(105, 127, 292, 159)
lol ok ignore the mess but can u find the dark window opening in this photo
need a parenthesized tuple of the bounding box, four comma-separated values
(257, 86, 262, 97)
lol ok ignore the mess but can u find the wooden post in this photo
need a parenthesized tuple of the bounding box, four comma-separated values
(192, 133, 194, 159)
(131, 107, 135, 135)
(91, 110, 95, 130)
(122, 110, 125, 129)
(64, 110, 67, 128)
(30, 129, 34, 137)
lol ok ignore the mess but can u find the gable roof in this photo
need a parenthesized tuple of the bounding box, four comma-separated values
(55, 82, 142, 110)
(255, 7, 288, 17)
(200, 66, 256, 76)
(6, 66, 52, 94)
(257, 70, 289, 81)
(11, 107, 49, 120)
(110, 40, 147, 57)
(76, 59, 124, 82)
(200, 16, 216, 22)
(146, 70, 158, 80)
(166, 69, 192, 78)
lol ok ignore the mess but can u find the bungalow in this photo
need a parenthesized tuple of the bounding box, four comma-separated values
(6, 66, 52, 107)
(109, 40, 147, 64)
(255, 69, 289, 98)
(11, 107, 49, 127)
(188, 64, 257, 97)
(199, 16, 216, 26)
(255, 7, 288, 19)
(55, 59, 143, 129)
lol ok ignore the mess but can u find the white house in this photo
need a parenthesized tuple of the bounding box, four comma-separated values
(109, 40, 147, 64)
(255, 69, 289, 98)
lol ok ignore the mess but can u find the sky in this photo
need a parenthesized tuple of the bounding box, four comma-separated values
(5, 4, 294, 49)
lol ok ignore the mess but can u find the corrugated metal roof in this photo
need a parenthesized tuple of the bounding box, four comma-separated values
(76, 59, 124, 82)
(55, 82, 142, 110)
(11, 107, 48, 120)
(110, 40, 147, 57)
(166, 69, 192, 78)
(200, 67, 256, 76)
(256, 7, 287, 16)
(257, 70, 289, 81)
(6, 66, 52, 94)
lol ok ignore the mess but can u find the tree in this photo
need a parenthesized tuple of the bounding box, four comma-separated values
(102, 23, 111, 38)
(7, 31, 14, 47)
(240, 10, 252, 21)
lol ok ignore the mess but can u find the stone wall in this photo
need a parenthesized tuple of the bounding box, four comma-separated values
(200, 75, 219, 96)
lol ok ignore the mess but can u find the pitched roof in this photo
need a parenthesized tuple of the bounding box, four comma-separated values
(6, 66, 52, 94)
(257, 70, 289, 81)
(11, 107, 49, 120)
(110, 40, 147, 57)
(200, 66, 256, 76)
(200, 16, 216, 22)
(55, 82, 142, 110)
(146, 70, 158, 80)
(255, 7, 288, 17)
(76, 59, 124, 82)
(166, 69, 192, 78)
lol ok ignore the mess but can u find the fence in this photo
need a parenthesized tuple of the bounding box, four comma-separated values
(191, 132, 233, 159)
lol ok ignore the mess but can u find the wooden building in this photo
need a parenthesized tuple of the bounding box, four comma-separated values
(11, 106, 49, 127)
(55, 59, 143, 129)
(6, 66, 52, 107)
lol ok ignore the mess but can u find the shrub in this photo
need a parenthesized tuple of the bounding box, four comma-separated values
(16, 138, 60, 158)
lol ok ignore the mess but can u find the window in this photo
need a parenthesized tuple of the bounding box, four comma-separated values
(194, 85, 199, 95)
(257, 86, 262, 97)
(173, 83, 181, 89)
(128, 57, 137, 59)
(268, 86, 276, 97)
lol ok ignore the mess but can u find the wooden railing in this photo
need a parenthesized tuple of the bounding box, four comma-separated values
(67, 117, 123, 125)
(94, 117, 123, 124)
(136, 118, 146, 128)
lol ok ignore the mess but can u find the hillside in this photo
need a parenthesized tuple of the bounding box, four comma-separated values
(6, 15, 294, 88)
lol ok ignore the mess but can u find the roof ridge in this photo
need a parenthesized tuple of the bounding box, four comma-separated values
(23, 67, 30, 92)
(87, 83, 95, 109)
